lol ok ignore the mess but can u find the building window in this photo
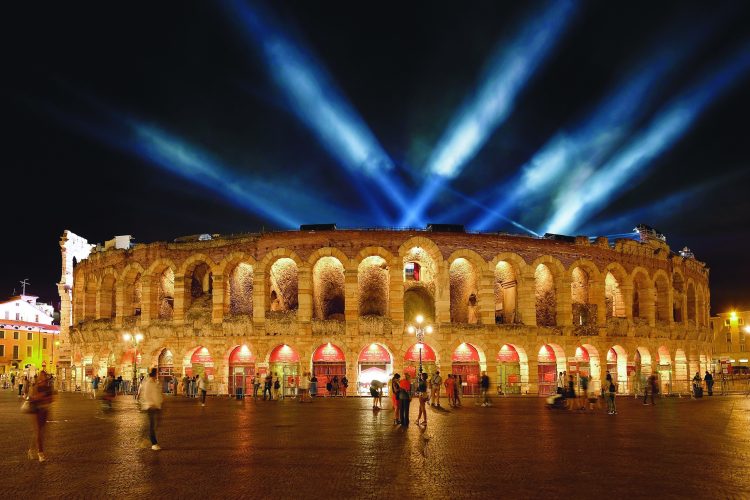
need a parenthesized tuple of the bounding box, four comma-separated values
(26, 346, 32, 357)
(27, 331, 33, 341)
(725, 319, 731, 326)
(0, 345, 4, 357)
(0, 331, 4, 339)
(13, 332, 19, 340)
(3, 311, 8, 320)
(405, 262, 421, 281)
(15, 313, 20, 321)
(13, 345, 19, 358)
(43, 338, 47, 349)
(740, 318, 745, 326)
(35, 315, 39, 323)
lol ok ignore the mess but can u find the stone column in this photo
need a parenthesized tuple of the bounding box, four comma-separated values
(435, 262, 451, 324)
(620, 282, 634, 321)
(527, 359, 539, 395)
(297, 265, 312, 323)
(478, 270, 495, 326)
(173, 275, 186, 326)
(643, 286, 656, 327)
(114, 282, 125, 328)
(517, 271, 537, 326)
(344, 268, 359, 334)
(140, 275, 153, 327)
(212, 274, 225, 325)
(389, 261, 404, 325)
(556, 275, 573, 327)
(666, 287, 674, 326)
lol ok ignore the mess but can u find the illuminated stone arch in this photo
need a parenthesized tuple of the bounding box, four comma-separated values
(537, 342, 567, 375)
(178, 254, 217, 310)
(489, 253, 526, 325)
(608, 345, 628, 389)
(631, 267, 653, 321)
(120, 262, 145, 318)
(696, 286, 707, 327)
(672, 270, 686, 323)
(145, 258, 177, 320)
(356, 247, 394, 317)
(447, 250, 485, 324)
(311, 254, 346, 320)
(447, 339, 488, 371)
(498, 343, 530, 391)
(400, 237, 442, 324)
(97, 268, 118, 319)
(531, 256, 564, 327)
(685, 279, 697, 323)
(218, 253, 256, 316)
(604, 262, 628, 319)
(568, 259, 601, 326)
(84, 272, 99, 320)
(259, 249, 304, 313)
(652, 270, 671, 323)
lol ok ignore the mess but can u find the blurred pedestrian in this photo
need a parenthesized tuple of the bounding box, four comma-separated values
(579, 374, 589, 410)
(370, 379, 383, 409)
(692, 372, 702, 398)
(705, 371, 714, 396)
(454, 375, 463, 407)
(102, 375, 116, 411)
(607, 377, 617, 415)
(445, 375, 456, 407)
(390, 374, 401, 424)
(341, 375, 349, 397)
(198, 373, 208, 407)
(263, 373, 273, 400)
(27, 370, 54, 462)
(399, 373, 412, 426)
(273, 373, 281, 400)
(430, 370, 442, 407)
(252, 374, 261, 400)
(480, 371, 491, 407)
(566, 374, 576, 410)
(137, 368, 163, 451)
(332, 375, 340, 397)
(416, 372, 429, 425)
(644, 374, 657, 405)
(310, 373, 318, 399)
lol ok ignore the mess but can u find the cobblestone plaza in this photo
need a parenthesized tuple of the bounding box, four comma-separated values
(2, 391, 749, 498)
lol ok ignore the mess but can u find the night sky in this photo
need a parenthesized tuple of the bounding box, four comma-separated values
(3, 1, 749, 312)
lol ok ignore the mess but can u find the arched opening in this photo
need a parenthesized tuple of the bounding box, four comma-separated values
(654, 274, 670, 323)
(672, 273, 685, 323)
(657, 346, 672, 394)
(632, 271, 650, 321)
(494, 261, 518, 324)
(403, 342, 437, 381)
(404, 287, 435, 325)
(84, 276, 97, 320)
(357, 343, 393, 396)
(608, 345, 629, 393)
(403, 246, 436, 323)
(497, 344, 523, 395)
(312, 257, 345, 320)
(268, 344, 300, 397)
(228, 345, 256, 396)
(571, 266, 596, 327)
(451, 343, 481, 395)
(450, 258, 479, 324)
(157, 348, 174, 393)
(537, 344, 565, 396)
(185, 262, 212, 311)
(228, 263, 253, 316)
(156, 267, 175, 320)
(184, 346, 214, 382)
(312, 343, 346, 396)
(535, 264, 556, 327)
(686, 283, 696, 324)
(123, 269, 142, 317)
(99, 274, 117, 319)
(605, 271, 626, 319)
(674, 348, 688, 394)
(358, 256, 389, 317)
(268, 258, 298, 312)
(696, 288, 706, 327)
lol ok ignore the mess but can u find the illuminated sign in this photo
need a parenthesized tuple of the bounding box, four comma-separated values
(230, 345, 256, 364)
(269, 344, 300, 364)
(312, 343, 346, 363)
(538, 345, 555, 363)
(452, 343, 479, 363)
(497, 344, 519, 363)
(404, 343, 436, 362)
(358, 344, 391, 364)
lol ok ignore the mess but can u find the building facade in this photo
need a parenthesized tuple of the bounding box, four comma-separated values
(710, 310, 750, 374)
(57, 228, 713, 396)
(0, 296, 60, 374)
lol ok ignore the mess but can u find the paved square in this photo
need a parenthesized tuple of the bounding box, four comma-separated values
(1, 390, 749, 498)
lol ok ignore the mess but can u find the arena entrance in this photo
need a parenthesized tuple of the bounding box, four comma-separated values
(312, 343, 346, 397)
(185, 346, 215, 381)
(357, 343, 392, 396)
(657, 346, 672, 395)
(157, 348, 174, 393)
(452, 343, 481, 396)
(404, 342, 437, 381)
(497, 344, 521, 395)
(538, 344, 564, 396)
(269, 344, 300, 398)
(228, 345, 256, 397)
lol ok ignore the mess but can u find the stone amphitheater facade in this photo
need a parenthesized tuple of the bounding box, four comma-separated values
(58, 228, 713, 396)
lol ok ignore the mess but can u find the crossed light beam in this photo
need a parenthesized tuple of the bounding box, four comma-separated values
(226, 0, 409, 224)
(544, 40, 750, 235)
(398, 0, 578, 227)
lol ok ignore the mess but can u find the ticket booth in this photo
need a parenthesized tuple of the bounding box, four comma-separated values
(537, 345, 558, 396)
(228, 345, 256, 397)
(357, 343, 392, 396)
(497, 344, 521, 395)
(404, 343, 437, 381)
(269, 344, 300, 398)
(452, 343, 480, 396)
(312, 343, 346, 397)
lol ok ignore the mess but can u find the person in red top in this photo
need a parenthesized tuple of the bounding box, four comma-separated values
(445, 375, 456, 407)
(390, 374, 401, 425)
(398, 373, 412, 426)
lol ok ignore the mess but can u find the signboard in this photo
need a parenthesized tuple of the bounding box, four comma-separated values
(497, 345, 519, 363)
(313, 343, 346, 363)
(404, 343, 436, 362)
(538, 345, 555, 363)
(269, 344, 300, 364)
(575, 346, 590, 361)
(191, 347, 213, 366)
(358, 343, 391, 364)
(452, 343, 479, 363)
(230, 345, 256, 364)
(627, 363, 636, 376)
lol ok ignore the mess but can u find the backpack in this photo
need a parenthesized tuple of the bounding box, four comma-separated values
(274, 380, 280, 390)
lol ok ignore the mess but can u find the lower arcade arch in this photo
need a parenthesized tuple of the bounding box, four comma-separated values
(268, 344, 301, 397)
(657, 346, 672, 395)
(403, 342, 437, 381)
(357, 343, 393, 396)
(496, 344, 529, 395)
(157, 348, 175, 393)
(537, 344, 566, 396)
(312, 343, 347, 396)
(607, 345, 629, 393)
(227, 345, 256, 396)
(451, 343, 484, 396)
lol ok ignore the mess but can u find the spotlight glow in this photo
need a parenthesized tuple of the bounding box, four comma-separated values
(544, 42, 750, 234)
(400, 0, 576, 226)
(227, 0, 409, 219)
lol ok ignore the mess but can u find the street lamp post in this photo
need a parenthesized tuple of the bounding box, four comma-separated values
(122, 332, 144, 396)
(407, 315, 433, 379)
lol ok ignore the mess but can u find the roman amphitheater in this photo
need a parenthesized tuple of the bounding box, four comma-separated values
(57, 226, 712, 397)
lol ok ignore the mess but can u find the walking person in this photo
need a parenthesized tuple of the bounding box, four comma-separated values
(198, 373, 208, 407)
(416, 372, 429, 426)
(341, 375, 349, 397)
(607, 377, 617, 415)
(263, 373, 272, 400)
(390, 374, 401, 424)
(26, 370, 54, 462)
(398, 373, 412, 426)
(430, 370, 442, 407)
(579, 374, 589, 410)
(273, 373, 281, 400)
(454, 375, 463, 407)
(332, 375, 340, 397)
(644, 374, 657, 405)
(137, 368, 164, 451)
(310, 373, 318, 399)
(705, 371, 714, 396)
(445, 374, 456, 407)
(480, 371, 491, 407)
(566, 374, 576, 410)
(298, 372, 310, 403)
(252, 375, 261, 400)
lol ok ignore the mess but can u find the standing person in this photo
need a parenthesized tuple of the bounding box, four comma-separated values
(11, 373, 16, 391)
(137, 368, 164, 451)
(298, 372, 310, 403)
(310, 373, 318, 400)
(252, 375, 260, 400)
(341, 375, 349, 398)
(566, 374, 576, 410)
(398, 373, 412, 426)
(454, 375, 463, 407)
(18, 375, 24, 398)
(705, 371, 714, 396)
(416, 372, 429, 425)
(273, 373, 281, 400)
(644, 374, 657, 405)
(430, 370, 442, 407)
(197, 373, 208, 407)
(607, 377, 617, 415)
(579, 374, 589, 411)
(102, 375, 116, 411)
(332, 375, 340, 397)
(445, 374, 456, 407)
(556, 372, 565, 395)
(370, 379, 384, 409)
(390, 374, 401, 424)
(27, 370, 54, 462)
(263, 373, 272, 401)
(692, 372, 702, 398)
(480, 371, 491, 407)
